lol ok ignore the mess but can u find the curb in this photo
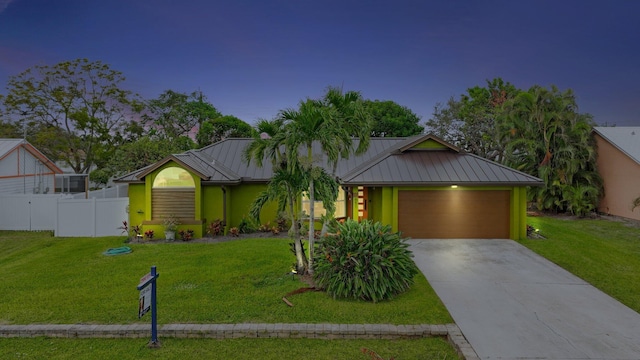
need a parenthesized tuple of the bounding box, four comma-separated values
(0, 323, 479, 359)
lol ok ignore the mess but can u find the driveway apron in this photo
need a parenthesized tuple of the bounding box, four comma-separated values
(409, 239, 640, 360)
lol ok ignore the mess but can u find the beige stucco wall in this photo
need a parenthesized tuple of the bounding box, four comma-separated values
(595, 133, 640, 221)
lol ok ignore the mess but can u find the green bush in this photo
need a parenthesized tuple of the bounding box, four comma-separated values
(313, 219, 418, 302)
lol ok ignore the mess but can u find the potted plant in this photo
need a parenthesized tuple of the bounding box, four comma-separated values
(163, 214, 180, 240)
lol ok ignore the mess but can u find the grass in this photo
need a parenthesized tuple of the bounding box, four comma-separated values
(522, 215, 640, 312)
(0, 337, 458, 359)
(0, 231, 452, 325)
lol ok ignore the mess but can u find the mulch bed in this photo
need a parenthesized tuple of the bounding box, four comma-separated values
(127, 231, 290, 244)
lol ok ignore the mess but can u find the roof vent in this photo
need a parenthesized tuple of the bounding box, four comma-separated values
(632, 131, 636, 135)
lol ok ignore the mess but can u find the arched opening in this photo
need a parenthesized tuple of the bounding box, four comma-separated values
(152, 167, 195, 220)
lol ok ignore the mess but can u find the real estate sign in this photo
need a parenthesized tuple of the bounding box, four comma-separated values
(138, 285, 151, 318)
(136, 266, 160, 347)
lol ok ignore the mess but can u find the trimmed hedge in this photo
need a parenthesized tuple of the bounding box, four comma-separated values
(313, 219, 418, 302)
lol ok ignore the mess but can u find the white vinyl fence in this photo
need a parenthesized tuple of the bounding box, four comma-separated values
(0, 194, 128, 237)
(72, 184, 128, 199)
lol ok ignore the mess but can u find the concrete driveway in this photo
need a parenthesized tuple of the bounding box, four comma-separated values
(409, 239, 640, 360)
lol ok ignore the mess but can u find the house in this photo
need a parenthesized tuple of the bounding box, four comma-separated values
(115, 134, 542, 239)
(593, 127, 640, 221)
(0, 138, 62, 194)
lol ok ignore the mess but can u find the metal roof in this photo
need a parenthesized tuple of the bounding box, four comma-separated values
(341, 151, 542, 186)
(115, 134, 542, 186)
(593, 127, 640, 165)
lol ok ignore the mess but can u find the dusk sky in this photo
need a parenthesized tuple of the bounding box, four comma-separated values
(1, 0, 639, 127)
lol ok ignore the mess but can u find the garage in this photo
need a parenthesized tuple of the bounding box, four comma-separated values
(398, 190, 511, 239)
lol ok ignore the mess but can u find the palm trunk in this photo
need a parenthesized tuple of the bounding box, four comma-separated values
(288, 188, 307, 273)
(308, 179, 315, 274)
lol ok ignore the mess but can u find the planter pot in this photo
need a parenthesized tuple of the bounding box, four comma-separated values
(165, 230, 175, 241)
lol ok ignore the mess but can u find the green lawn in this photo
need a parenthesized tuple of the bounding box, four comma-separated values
(523, 215, 640, 312)
(0, 231, 459, 359)
(0, 337, 456, 360)
(0, 231, 451, 325)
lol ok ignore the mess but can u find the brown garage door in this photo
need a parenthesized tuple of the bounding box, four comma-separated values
(398, 190, 510, 239)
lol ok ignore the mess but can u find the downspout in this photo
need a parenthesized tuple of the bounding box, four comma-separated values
(221, 185, 227, 232)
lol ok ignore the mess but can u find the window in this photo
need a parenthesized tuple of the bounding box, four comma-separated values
(153, 167, 195, 188)
(152, 167, 195, 220)
(302, 187, 346, 219)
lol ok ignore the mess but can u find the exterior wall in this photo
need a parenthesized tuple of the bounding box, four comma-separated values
(228, 183, 278, 229)
(0, 147, 57, 194)
(412, 139, 448, 149)
(202, 185, 226, 231)
(595, 134, 640, 221)
(369, 187, 383, 223)
(128, 183, 146, 230)
(366, 185, 528, 240)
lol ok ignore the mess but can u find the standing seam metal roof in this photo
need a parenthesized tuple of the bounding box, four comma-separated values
(115, 135, 542, 186)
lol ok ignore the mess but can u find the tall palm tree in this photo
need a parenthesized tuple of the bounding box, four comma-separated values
(281, 87, 371, 274)
(243, 118, 309, 273)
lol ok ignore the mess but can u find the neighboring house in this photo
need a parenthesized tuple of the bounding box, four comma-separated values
(0, 138, 62, 194)
(593, 127, 640, 221)
(115, 134, 542, 239)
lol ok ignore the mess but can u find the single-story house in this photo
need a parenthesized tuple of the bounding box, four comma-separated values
(0, 138, 62, 194)
(115, 134, 542, 239)
(593, 127, 640, 221)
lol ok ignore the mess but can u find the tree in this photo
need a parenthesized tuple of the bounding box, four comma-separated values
(145, 90, 221, 140)
(244, 118, 310, 273)
(363, 100, 423, 137)
(281, 87, 372, 274)
(2, 58, 143, 173)
(501, 85, 601, 216)
(0, 120, 21, 138)
(426, 78, 519, 162)
(105, 136, 194, 177)
(196, 115, 254, 147)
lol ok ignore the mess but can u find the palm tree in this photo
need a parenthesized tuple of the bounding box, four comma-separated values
(243, 118, 310, 273)
(501, 85, 601, 216)
(281, 87, 371, 274)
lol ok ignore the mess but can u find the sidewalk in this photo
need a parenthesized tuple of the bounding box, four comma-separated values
(0, 323, 479, 359)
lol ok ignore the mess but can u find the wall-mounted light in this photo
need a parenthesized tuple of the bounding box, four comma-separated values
(451, 185, 458, 189)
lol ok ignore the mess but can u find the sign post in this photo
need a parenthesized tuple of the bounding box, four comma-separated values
(137, 265, 160, 347)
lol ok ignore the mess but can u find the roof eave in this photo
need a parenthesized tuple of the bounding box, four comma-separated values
(339, 181, 543, 187)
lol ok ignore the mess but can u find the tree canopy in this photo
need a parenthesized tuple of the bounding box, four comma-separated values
(196, 115, 254, 148)
(363, 99, 423, 137)
(427, 78, 601, 216)
(427, 78, 518, 162)
(144, 90, 221, 140)
(2, 58, 143, 173)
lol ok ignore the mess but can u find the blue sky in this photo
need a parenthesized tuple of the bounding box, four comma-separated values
(1, 0, 639, 126)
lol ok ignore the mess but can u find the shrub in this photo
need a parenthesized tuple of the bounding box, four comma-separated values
(238, 217, 257, 234)
(229, 227, 240, 237)
(179, 229, 194, 241)
(258, 222, 272, 233)
(207, 219, 223, 237)
(275, 213, 288, 232)
(144, 229, 154, 240)
(313, 219, 418, 302)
